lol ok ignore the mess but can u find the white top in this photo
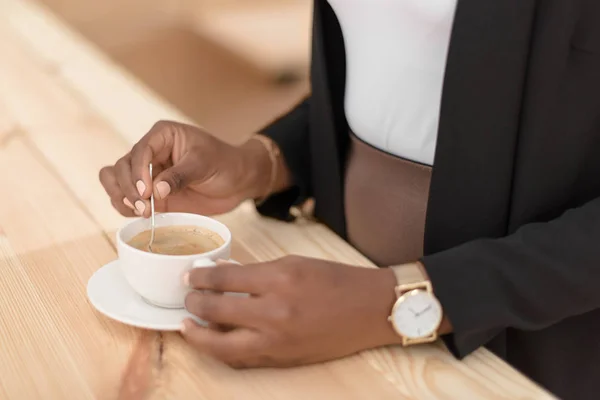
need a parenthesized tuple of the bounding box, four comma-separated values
(327, 0, 457, 165)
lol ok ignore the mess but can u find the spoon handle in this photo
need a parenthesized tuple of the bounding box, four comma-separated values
(148, 163, 156, 252)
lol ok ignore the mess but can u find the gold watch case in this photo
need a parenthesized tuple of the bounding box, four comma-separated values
(388, 281, 443, 346)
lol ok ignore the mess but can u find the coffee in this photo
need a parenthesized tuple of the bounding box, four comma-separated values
(127, 225, 225, 256)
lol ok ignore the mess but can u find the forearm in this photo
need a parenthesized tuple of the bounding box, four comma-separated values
(239, 137, 294, 199)
(252, 98, 313, 221)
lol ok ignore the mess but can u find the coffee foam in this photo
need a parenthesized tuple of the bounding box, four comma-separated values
(127, 225, 225, 256)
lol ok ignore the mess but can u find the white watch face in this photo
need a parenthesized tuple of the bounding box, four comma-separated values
(391, 290, 443, 339)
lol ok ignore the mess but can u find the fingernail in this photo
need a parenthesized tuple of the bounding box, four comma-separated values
(123, 197, 134, 210)
(182, 272, 190, 287)
(135, 200, 146, 214)
(156, 181, 171, 199)
(136, 180, 146, 197)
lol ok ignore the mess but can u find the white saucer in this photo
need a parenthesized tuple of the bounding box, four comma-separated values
(87, 260, 204, 331)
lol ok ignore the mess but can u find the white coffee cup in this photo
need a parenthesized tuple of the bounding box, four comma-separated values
(117, 212, 232, 309)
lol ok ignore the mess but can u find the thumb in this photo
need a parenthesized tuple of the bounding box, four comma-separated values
(153, 152, 214, 199)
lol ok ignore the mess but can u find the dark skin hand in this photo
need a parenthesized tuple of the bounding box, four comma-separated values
(99, 120, 290, 218)
(181, 256, 403, 368)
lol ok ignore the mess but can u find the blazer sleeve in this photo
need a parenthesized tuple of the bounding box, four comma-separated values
(422, 196, 600, 357)
(255, 98, 313, 221)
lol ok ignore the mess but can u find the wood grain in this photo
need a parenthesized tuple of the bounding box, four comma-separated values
(3, 0, 193, 138)
(0, 28, 131, 233)
(0, 0, 557, 399)
(0, 138, 137, 400)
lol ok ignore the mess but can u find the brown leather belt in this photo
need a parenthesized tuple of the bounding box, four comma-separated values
(344, 133, 432, 267)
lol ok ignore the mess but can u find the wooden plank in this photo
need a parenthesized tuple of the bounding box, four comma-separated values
(0, 138, 137, 399)
(2, 0, 93, 65)
(3, 0, 193, 144)
(0, 236, 93, 400)
(0, 137, 98, 250)
(0, 31, 129, 234)
(155, 334, 405, 400)
(57, 55, 193, 145)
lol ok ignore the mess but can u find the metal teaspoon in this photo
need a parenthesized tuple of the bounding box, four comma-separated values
(148, 163, 156, 253)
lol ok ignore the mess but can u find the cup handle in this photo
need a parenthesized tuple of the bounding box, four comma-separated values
(191, 258, 217, 268)
(182, 259, 213, 289)
(191, 259, 240, 269)
(187, 259, 240, 283)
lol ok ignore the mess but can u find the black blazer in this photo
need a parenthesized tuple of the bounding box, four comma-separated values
(258, 1, 600, 398)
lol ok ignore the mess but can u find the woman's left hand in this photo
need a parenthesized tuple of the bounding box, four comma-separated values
(181, 255, 401, 368)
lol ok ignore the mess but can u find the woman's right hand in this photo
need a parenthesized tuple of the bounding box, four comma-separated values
(99, 121, 278, 218)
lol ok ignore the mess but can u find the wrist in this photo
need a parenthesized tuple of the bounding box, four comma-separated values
(367, 268, 406, 347)
(418, 261, 453, 335)
(239, 135, 293, 201)
(417, 261, 452, 336)
(239, 137, 272, 200)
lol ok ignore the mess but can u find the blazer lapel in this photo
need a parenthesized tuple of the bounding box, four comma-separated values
(424, 0, 537, 254)
(310, 0, 350, 236)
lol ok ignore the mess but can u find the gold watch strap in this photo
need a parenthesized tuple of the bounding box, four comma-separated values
(390, 262, 427, 285)
(390, 262, 433, 297)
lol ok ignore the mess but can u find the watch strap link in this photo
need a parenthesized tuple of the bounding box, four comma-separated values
(390, 262, 431, 297)
(390, 262, 427, 285)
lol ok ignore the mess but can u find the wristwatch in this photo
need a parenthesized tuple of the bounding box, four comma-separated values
(388, 262, 443, 346)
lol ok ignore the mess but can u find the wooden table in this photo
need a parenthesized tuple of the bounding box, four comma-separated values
(0, 1, 556, 399)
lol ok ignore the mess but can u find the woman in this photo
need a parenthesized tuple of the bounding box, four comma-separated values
(99, 1, 600, 398)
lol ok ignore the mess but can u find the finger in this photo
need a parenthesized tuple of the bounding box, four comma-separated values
(203, 290, 236, 331)
(159, 193, 240, 216)
(114, 155, 148, 217)
(180, 319, 262, 364)
(123, 197, 135, 211)
(111, 198, 137, 217)
(129, 143, 153, 200)
(185, 291, 262, 328)
(100, 166, 136, 217)
(207, 323, 236, 332)
(153, 151, 215, 200)
(130, 125, 172, 200)
(186, 263, 268, 294)
(99, 166, 120, 199)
